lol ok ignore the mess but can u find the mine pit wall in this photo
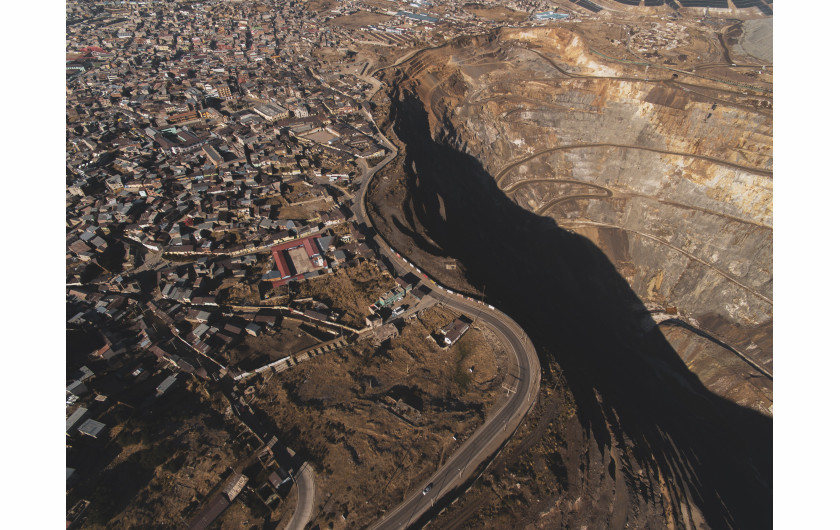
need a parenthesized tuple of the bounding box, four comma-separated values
(374, 26, 772, 528)
(400, 28, 773, 412)
(382, 85, 771, 530)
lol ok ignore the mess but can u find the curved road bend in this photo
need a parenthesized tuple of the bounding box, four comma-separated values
(284, 463, 316, 530)
(370, 292, 539, 530)
(352, 116, 542, 529)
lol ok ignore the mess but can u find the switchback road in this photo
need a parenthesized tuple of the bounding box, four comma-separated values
(493, 143, 772, 188)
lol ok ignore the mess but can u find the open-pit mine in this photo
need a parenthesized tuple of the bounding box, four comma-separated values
(368, 20, 771, 529)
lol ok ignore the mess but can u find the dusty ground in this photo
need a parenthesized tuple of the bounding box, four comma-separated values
(227, 318, 323, 370)
(273, 198, 335, 220)
(304, 0, 337, 13)
(328, 10, 391, 29)
(218, 282, 261, 306)
(214, 494, 271, 530)
(248, 304, 507, 528)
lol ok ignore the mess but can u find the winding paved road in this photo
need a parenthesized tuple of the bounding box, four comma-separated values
(351, 116, 541, 530)
(285, 463, 316, 530)
(370, 292, 539, 530)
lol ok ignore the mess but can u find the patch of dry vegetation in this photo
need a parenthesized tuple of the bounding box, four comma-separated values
(297, 261, 395, 327)
(214, 495, 270, 530)
(249, 306, 507, 528)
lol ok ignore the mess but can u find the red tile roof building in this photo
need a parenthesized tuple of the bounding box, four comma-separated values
(269, 235, 325, 285)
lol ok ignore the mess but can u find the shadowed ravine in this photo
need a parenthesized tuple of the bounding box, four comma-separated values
(374, 88, 771, 528)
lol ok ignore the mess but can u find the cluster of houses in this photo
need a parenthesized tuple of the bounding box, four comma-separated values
(328, 0, 579, 47)
(365, 273, 430, 329)
(66, 0, 554, 523)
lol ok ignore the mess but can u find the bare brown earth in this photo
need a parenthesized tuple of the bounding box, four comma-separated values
(249, 305, 507, 528)
(273, 198, 334, 220)
(217, 276, 264, 306)
(368, 22, 772, 530)
(304, 0, 337, 13)
(327, 10, 391, 29)
(226, 318, 323, 369)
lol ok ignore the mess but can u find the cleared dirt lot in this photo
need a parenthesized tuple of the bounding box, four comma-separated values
(227, 318, 325, 370)
(328, 10, 391, 29)
(463, 5, 528, 23)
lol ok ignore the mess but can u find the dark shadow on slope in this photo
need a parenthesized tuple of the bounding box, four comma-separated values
(387, 88, 771, 529)
(391, 215, 449, 257)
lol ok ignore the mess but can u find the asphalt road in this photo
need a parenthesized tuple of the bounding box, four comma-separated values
(351, 130, 398, 225)
(285, 462, 316, 530)
(369, 291, 539, 530)
(352, 119, 541, 529)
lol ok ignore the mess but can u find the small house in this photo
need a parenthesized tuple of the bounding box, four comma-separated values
(156, 374, 179, 396)
(66, 407, 89, 436)
(440, 317, 470, 347)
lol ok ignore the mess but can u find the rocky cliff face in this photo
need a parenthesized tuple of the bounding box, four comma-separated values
(391, 27, 772, 415)
(370, 24, 772, 529)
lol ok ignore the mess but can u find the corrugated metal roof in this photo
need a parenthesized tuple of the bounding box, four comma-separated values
(66, 407, 88, 433)
(156, 374, 179, 394)
(78, 418, 106, 438)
